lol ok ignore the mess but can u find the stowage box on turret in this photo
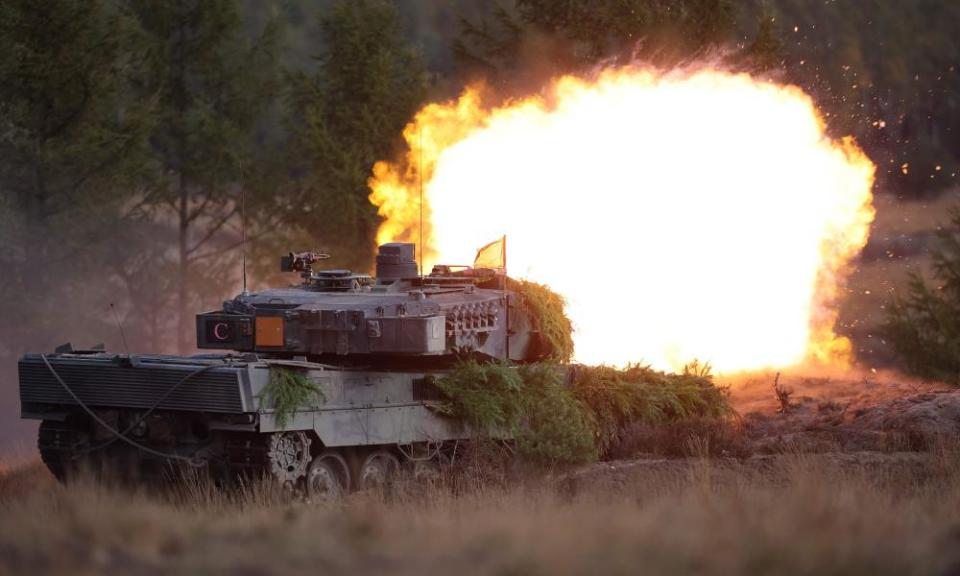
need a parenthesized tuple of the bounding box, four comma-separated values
(18, 243, 546, 496)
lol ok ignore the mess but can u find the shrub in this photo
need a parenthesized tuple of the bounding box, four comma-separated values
(435, 360, 732, 465)
(570, 361, 732, 455)
(883, 208, 960, 383)
(515, 363, 597, 464)
(607, 417, 750, 459)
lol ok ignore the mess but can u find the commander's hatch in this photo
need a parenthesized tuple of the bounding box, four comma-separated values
(280, 250, 372, 292)
(304, 270, 373, 292)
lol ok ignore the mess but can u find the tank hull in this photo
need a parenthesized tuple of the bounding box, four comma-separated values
(18, 242, 537, 492)
(20, 352, 470, 487)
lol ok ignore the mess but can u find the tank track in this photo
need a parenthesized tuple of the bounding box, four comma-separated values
(38, 419, 86, 481)
(39, 419, 311, 486)
(222, 432, 272, 481)
(221, 432, 313, 486)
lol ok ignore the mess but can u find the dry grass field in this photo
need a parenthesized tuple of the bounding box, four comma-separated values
(2, 442, 960, 576)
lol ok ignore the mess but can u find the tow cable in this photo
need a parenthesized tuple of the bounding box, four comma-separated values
(40, 353, 214, 467)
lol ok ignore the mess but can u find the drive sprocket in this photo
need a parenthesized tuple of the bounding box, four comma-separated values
(266, 431, 311, 485)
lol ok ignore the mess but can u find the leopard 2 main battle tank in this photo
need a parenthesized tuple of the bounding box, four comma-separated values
(18, 242, 549, 497)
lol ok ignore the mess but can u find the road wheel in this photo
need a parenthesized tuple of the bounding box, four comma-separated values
(357, 450, 400, 491)
(306, 451, 350, 501)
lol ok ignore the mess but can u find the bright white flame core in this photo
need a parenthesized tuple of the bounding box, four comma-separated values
(371, 67, 875, 373)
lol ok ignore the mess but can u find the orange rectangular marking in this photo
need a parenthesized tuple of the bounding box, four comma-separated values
(255, 316, 284, 347)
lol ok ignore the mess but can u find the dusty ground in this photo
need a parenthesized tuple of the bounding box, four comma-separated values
(727, 369, 959, 453)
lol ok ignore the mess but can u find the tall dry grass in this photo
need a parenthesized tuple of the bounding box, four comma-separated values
(2, 447, 960, 576)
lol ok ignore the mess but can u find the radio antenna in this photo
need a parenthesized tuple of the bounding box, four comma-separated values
(109, 303, 130, 356)
(240, 159, 248, 295)
(418, 127, 424, 278)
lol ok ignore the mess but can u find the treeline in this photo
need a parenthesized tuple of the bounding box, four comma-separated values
(758, 0, 960, 197)
(1, 0, 957, 362)
(266, 1, 960, 194)
(393, 0, 960, 195)
(0, 0, 425, 357)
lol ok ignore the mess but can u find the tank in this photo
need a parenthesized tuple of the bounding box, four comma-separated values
(18, 243, 548, 496)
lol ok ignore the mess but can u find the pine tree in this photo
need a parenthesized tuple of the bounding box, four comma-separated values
(125, 0, 282, 353)
(883, 208, 960, 384)
(0, 0, 155, 354)
(454, 0, 740, 81)
(285, 0, 426, 273)
(738, 8, 784, 72)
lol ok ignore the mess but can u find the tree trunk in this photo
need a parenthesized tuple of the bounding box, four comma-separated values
(175, 2, 189, 355)
(177, 170, 189, 355)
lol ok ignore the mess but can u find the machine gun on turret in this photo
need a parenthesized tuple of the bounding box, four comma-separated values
(280, 250, 373, 292)
(280, 250, 330, 277)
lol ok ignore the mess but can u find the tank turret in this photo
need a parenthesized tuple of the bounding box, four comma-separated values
(195, 242, 541, 363)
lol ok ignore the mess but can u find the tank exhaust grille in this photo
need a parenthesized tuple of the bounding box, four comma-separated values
(19, 355, 245, 413)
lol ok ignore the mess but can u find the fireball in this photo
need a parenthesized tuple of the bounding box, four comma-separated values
(369, 66, 875, 373)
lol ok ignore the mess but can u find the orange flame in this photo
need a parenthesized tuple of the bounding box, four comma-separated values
(369, 66, 876, 373)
